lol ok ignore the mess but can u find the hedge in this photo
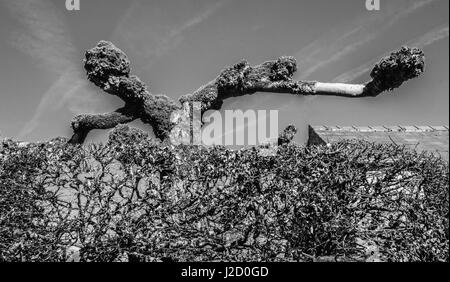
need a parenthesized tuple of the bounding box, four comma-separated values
(0, 131, 448, 262)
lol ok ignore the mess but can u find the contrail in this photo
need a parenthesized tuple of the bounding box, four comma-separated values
(1, 0, 97, 139)
(254, 0, 438, 109)
(112, 0, 232, 70)
(332, 24, 449, 83)
(297, 0, 437, 80)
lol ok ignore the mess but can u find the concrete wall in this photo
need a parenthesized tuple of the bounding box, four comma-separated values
(308, 125, 449, 161)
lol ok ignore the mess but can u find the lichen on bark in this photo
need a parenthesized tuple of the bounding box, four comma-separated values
(68, 41, 425, 145)
(69, 41, 180, 144)
(366, 46, 425, 96)
(278, 125, 298, 146)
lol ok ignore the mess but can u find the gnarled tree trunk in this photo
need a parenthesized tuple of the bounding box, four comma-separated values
(68, 41, 425, 145)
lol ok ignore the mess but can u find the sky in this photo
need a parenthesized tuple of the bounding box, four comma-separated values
(0, 0, 448, 145)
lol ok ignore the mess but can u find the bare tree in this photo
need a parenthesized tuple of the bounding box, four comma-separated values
(68, 41, 425, 145)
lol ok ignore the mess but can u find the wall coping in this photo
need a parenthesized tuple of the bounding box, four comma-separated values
(309, 125, 449, 133)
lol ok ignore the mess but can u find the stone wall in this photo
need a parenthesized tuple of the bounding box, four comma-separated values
(308, 125, 449, 161)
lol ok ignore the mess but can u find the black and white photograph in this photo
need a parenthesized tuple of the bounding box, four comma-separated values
(0, 0, 448, 275)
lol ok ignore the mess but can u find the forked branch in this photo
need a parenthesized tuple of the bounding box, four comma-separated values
(69, 41, 425, 145)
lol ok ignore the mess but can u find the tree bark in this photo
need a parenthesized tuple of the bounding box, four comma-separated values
(69, 42, 424, 145)
(69, 106, 138, 145)
(180, 46, 424, 114)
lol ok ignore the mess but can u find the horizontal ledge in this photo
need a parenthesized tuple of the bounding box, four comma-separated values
(309, 125, 450, 133)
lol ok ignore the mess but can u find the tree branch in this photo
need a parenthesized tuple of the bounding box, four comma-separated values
(180, 46, 425, 112)
(69, 41, 424, 145)
(68, 106, 138, 145)
(278, 125, 298, 146)
(68, 41, 180, 144)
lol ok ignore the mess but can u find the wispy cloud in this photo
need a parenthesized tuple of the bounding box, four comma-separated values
(1, 0, 99, 139)
(332, 24, 449, 83)
(171, 1, 226, 36)
(254, 0, 438, 110)
(296, 0, 437, 80)
(5, 0, 230, 139)
(18, 70, 95, 139)
(112, 0, 231, 70)
(2, 0, 76, 72)
(408, 24, 449, 47)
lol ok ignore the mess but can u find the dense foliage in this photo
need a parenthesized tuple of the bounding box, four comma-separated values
(0, 130, 448, 262)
